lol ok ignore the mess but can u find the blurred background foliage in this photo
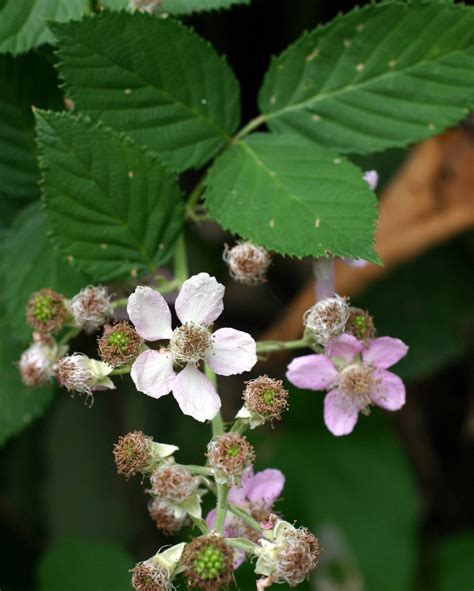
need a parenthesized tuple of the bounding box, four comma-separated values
(0, 1, 473, 590)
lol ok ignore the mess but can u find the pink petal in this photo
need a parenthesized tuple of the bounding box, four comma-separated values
(207, 328, 257, 376)
(175, 273, 224, 326)
(370, 369, 406, 411)
(233, 550, 246, 570)
(228, 467, 254, 505)
(247, 469, 285, 506)
(127, 286, 172, 341)
(326, 333, 364, 363)
(286, 354, 338, 391)
(205, 509, 235, 536)
(363, 169, 379, 191)
(344, 258, 368, 269)
(362, 337, 408, 369)
(130, 350, 175, 399)
(323, 389, 360, 436)
(172, 363, 221, 422)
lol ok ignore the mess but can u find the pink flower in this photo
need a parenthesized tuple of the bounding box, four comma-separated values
(206, 467, 285, 568)
(127, 273, 257, 422)
(286, 334, 408, 436)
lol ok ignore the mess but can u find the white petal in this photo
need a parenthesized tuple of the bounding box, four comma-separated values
(127, 286, 173, 341)
(175, 273, 224, 326)
(207, 328, 257, 376)
(130, 349, 176, 399)
(172, 363, 221, 422)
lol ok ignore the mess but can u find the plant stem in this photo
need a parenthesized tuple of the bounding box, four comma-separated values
(189, 515, 210, 535)
(227, 538, 258, 553)
(214, 483, 229, 535)
(229, 504, 263, 533)
(179, 464, 214, 476)
(110, 365, 132, 376)
(174, 233, 188, 286)
(232, 114, 266, 144)
(229, 418, 247, 435)
(256, 337, 310, 354)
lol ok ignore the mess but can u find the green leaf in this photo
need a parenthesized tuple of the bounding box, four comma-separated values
(37, 537, 134, 591)
(35, 110, 185, 282)
(204, 133, 379, 262)
(52, 12, 241, 172)
(0, 54, 61, 201)
(354, 238, 474, 382)
(0, 314, 55, 446)
(159, 0, 250, 15)
(0, 0, 90, 55)
(259, 3, 474, 155)
(259, 400, 419, 591)
(3, 202, 88, 342)
(438, 532, 474, 591)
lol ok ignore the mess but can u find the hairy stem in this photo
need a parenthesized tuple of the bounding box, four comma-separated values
(174, 233, 188, 286)
(227, 538, 258, 553)
(256, 337, 310, 354)
(214, 483, 230, 535)
(229, 504, 263, 533)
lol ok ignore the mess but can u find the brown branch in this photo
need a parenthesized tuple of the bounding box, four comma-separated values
(263, 129, 474, 342)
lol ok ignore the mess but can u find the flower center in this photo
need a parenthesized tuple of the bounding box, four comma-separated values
(192, 545, 225, 580)
(339, 363, 373, 400)
(107, 330, 130, 352)
(262, 388, 276, 405)
(170, 322, 212, 365)
(32, 294, 54, 322)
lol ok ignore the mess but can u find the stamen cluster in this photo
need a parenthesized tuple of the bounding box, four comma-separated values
(243, 375, 289, 423)
(345, 307, 376, 341)
(113, 431, 154, 479)
(26, 289, 67, 333)
(98, 322, 141, 366)
(70, 286, 112, 331)
(150, 465, 198, 502)
(207, 432, 255, 482)
(303, 295, 349, 345)
(223, 241, 271, 285)
(131, 560, 172, 591)
(274, 528, 320, 587)
(170, 322, 212, 365)
(148, 498, 186, 535)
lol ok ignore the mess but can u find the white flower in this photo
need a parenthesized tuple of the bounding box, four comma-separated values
(127, 273, 257, 422)
(57, 354, 115, 394)
(19, 335, 62, 386)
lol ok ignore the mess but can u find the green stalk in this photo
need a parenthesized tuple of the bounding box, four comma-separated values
(229, 504, 263, 533)
(232, 114, 266, 144)
(174, 233, 188, 286)
(214, 483, 230, 534)
(256, 337, 311, 354)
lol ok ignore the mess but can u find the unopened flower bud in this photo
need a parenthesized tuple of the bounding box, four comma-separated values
(18, 334, 61, 386)
(223, 241, 271, 286)
(98, 322, 141, 366)
(256, 520, 320, 587)
(57, 354, 114, 395)
(70, 286, 112, 331)
(113, 431, 179, 479)
(207, 432, 255, 483)
(26, 289, 68, 333)
(150, 465, 199, 502)
(129, 0, 162, 13)
(303, 295, 349, 346)
(148, 498, 187, 535)
(345, 307, 376, 342)
(238, 375, 289, 427)
(182, 535, 234, 591)
(131, 543, 185, 591)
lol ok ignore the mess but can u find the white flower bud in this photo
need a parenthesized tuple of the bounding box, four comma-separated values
(19, 335, 62, 386)
(303, 295, 349, 345)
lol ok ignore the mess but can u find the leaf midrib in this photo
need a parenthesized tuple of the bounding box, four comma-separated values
(263, 45, 474, 121)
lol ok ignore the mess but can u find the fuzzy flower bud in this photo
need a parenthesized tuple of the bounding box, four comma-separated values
(26, 289, 68, 333)
(131, 543, 186, 591)
(148, 498, 188, 535)
(56, 354, 114, 395)
(207, 432, 255, 483)
(70, 286, 112, 331)
(18, 334, 62, 386)
(303, 295, 349, 346)
(98, 322, 141, 366)
(113, 431, 179, 479)
(129, 0, 162, 13)
(182, 535, 234, 591)
(223, 241, 271, 286)
(345, 307, 376, 342)
(237, 375, 289, 428)
(150, 465, 199, 502)
(256, 520, 320, 587)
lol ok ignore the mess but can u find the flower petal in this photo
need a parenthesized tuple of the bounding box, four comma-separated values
(363, 337, 409, 369)
(286, 354, 338, 391)
(130, 350, 175, 399)
(323, 389, 360, 436)
(326, 333, 363, 363)
(371, 369, 406, 411)
(207, 328, 257, 376)
(175, 273, 225, 326)
(228, 467, 254, 505)
(127, 286, 173, 341)
(247, 469, 285, 506)
(233, 550, 246, 570)
(343, 257, 368, 269)
(172, 363, 221, 422)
